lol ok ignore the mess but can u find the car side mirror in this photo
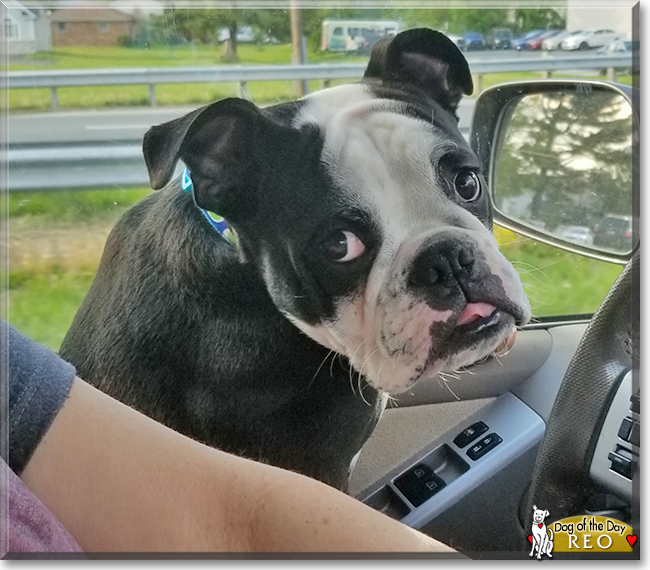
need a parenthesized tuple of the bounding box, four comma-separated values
(470, 80, 639, 264)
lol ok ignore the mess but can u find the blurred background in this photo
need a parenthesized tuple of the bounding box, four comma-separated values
(1, 0, 636, 349)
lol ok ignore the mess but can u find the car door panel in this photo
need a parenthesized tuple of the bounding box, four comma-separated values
(349, 322, 588, 551)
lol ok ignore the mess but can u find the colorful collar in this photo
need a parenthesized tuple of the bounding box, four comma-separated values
(182, 169, 236, 245)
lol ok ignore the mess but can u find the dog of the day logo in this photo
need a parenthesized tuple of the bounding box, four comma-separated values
(528, 505, 554, 559)
(527, 508, 636, 557)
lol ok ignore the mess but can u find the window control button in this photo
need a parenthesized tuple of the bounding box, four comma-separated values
(629, 422, 640, 447)
(630, 392, 640, 414)
(453, 421, 489, 448)
(394, 466, 446, 508)
(608, 451, 633, 479)
(618, 417, 633, 441)
(393, 463, 432, 492)
(467, 432, 502, 460)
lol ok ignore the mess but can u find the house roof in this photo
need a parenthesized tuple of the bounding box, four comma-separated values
(50, 8, 136, 23)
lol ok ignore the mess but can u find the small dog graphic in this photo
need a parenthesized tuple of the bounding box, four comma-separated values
(530, 505, 554, 559)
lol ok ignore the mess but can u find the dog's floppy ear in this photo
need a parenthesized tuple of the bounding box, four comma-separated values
(364, 28, 473, 111)
(143, 105, 204, 191)
(143, 98, 271, 218)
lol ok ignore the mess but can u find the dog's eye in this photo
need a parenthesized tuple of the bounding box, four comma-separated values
(454, 171, 481, 202)
(322, 231, 366, 262)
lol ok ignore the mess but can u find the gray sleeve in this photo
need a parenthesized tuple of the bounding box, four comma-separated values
(2, 322, 76, 475)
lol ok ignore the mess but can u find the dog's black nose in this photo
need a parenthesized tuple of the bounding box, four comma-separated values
(408, 240, 475, 294)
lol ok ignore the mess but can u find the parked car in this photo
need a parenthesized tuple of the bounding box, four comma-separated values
(512, 29, 545, 50)
(526, 30, 561, 50)
(463, 31, 486, 50)
(217, 26, 256, 44)
(487, 28, 513, 49)
(541, 30, 582, 50)
(561, 29, 621, 50)
(593, 215, 633, 251)
(557, 225, 594, 246)
(444, 33, 465, 50)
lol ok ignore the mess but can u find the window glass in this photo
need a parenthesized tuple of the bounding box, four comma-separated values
(4, 6, 635, 349)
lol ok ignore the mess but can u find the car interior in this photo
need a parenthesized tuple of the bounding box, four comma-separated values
(6, 6, 638, 558)
(349, 80, 639, 557)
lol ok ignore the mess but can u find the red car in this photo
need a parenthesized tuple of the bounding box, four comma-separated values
(526, 30, 561, 50)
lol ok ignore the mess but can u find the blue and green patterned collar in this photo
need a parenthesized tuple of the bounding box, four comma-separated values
(182, 168, 236, 245)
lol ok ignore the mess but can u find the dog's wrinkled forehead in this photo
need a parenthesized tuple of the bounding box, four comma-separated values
(292, 83, 486, 232)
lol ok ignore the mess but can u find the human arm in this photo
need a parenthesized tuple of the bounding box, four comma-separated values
(21, 376, 459, 554)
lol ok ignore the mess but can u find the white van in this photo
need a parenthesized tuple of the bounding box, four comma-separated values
(321, 20, 401, 52)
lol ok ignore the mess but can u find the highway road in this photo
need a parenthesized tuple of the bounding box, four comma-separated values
(8, 99, 476, 147)
(8, 106, 199, 146)
(7, 48, 609, 146)
(6, 49, 622, 190)
(6, 100, 476, 191)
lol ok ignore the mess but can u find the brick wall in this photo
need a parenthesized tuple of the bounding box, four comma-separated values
(51, 21, 133, 46)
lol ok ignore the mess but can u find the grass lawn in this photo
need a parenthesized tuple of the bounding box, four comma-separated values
(5, 189, 623, 351)
(7, 44, 366, 110)
(10, 44, 364, 70)
(8, 44, 629, 111)
(493, 227, 622, 319)
(6, 271, 97, 351)
(7, 187, 151, 224)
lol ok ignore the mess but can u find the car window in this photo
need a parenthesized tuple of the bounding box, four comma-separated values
(5, 6, 634, 349)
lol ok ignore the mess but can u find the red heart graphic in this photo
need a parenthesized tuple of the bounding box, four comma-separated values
(626, 535, 637, 546)
(528, 535, 533, 544)
(538, 523, 544, 528)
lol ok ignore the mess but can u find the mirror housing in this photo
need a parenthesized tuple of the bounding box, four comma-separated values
(470, 80, 639, 265)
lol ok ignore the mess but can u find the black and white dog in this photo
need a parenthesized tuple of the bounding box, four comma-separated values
(60, 29, 530, 490)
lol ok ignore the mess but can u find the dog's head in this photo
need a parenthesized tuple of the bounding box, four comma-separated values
(532, 506, 550, 525)
(143, 29, 530, 395)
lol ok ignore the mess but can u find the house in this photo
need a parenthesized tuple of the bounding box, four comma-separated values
(50, 8, 136, 46)
(1, 0, 51, 54)
(566, 0, 634, 38)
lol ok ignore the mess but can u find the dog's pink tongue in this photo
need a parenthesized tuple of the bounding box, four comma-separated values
(457, 302, 496, 326)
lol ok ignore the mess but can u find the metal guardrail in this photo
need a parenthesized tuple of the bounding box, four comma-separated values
(6, 55, 633, 191)
(7, 55, 631, 109)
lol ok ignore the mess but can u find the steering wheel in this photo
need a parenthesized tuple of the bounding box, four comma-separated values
(523, 249, 639, 526)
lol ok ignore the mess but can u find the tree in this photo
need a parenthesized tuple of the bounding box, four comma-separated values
(494, 90, 633, 232)
(151, 6, 261, 61)
(513, 8, 565, 34)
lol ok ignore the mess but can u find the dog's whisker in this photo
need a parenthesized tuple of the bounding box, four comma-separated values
(309, 348, 336, 389)
(348, 361, 357, 397)
(357, 347, 380, 407)
(328, 350, 339, 377)
(437, 373, 461, 401)
(357, 372, 372, 407)
(439, 370, 460, 381)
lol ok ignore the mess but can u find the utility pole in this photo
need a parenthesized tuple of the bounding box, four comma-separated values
(290, 0, 309, 96)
